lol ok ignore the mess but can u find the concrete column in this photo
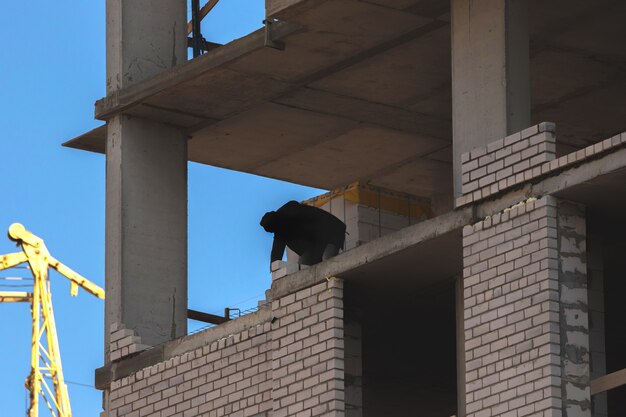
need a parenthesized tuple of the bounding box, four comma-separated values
(451, 0, 531, 196)
(106, 0, 187, 94)
(105, 116, 188, 349)
(104, 0, 188, 358)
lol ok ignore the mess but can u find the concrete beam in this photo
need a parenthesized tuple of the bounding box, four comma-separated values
(451, 0, 531, 196)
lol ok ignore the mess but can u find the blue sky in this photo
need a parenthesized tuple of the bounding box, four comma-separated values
(0, 1, 322, 415)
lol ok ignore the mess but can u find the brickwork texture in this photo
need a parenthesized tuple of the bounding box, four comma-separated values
(106, 280, 346, 417)
(110, 323, 150, 362)
(462, 196, 590, 417)
(457, 125, 626, 207)
(271, 278, 345, 417)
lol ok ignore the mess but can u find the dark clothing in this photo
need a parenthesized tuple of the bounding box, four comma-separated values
(261, 201, 346, 266)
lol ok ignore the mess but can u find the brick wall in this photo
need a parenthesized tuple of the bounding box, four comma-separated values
(457, 126, 626, 207)
(462, 196, 590, 417)
(109, 323, 149, 361)
(459, 122, 556, 205)
(105, 280, 347, 417)
(271, 278, 345, 417)
(108, 319, 273, 417)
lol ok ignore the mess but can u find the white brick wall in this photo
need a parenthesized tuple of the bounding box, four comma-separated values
(462, 196, 590, 417)
(459, 122, 556, 206)
(105, 280, 348, 417)
(457, 126, 626, 207)
(108, 321, 273, 417)
(271, 278, 345, 417)
(109, 323, 150, 362)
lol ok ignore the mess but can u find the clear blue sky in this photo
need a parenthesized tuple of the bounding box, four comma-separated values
(0, 1, 322, 415)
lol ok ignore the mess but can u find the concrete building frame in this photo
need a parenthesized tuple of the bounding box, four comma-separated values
(65, 0, 626, 416)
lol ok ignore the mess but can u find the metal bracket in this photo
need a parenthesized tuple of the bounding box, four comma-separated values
(263, 19, 285, 50)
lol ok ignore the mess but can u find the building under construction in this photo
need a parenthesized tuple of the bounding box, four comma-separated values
(64, 0, 626, 416)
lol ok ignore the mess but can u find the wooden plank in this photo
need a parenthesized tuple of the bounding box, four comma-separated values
(591, 368, 626, 395)
(187, 0, 220, 35)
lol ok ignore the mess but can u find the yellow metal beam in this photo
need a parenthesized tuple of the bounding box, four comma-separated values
(48, 256, 104, 299)
(0, 251, 28, 270)
(0, 291, 32, 302)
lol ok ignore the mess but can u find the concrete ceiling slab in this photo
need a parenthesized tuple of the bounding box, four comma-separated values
(409, 85, 451, 118)
(364, 0, 420, 11)
(276, 0, 430, 39)
(531, 49, 620, 109)
(548, 2, 626, 60)
(256, 124, 448, 190)
(425, 145, 452, 163)
(370, 157, 451, 198)
(273, 87, 450, 139)
(231, 1, 433, 82)
(188, 102, 357, 171)
(310, 25, 450, 109)
(64, 0, 625, 202)
(145, 68, 294, 121)
(528, 0, 614, 41)
(534, 80, 626, 148)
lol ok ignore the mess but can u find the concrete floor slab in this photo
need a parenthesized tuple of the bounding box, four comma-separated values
(64, 0, 626, 201)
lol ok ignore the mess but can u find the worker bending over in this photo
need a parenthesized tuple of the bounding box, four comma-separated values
(260, 200, 346, 267)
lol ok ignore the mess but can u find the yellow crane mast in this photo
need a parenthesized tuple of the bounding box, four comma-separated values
(0, 223, 104, 417)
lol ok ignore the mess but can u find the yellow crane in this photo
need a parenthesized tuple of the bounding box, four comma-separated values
(0, 223, 104, 417)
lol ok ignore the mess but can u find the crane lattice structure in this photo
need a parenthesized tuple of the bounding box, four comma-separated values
(0, 223, 104, 417)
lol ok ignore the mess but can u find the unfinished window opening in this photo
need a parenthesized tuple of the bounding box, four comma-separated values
(587, 211, 626, 416)
(344, 277, 458, 417)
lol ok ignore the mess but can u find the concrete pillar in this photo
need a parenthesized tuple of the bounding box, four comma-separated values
(462, 196, 590, 417)
(106, 0, 187, 94)
(451, 0, 531, 196)
(104, 0, 188, 358)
